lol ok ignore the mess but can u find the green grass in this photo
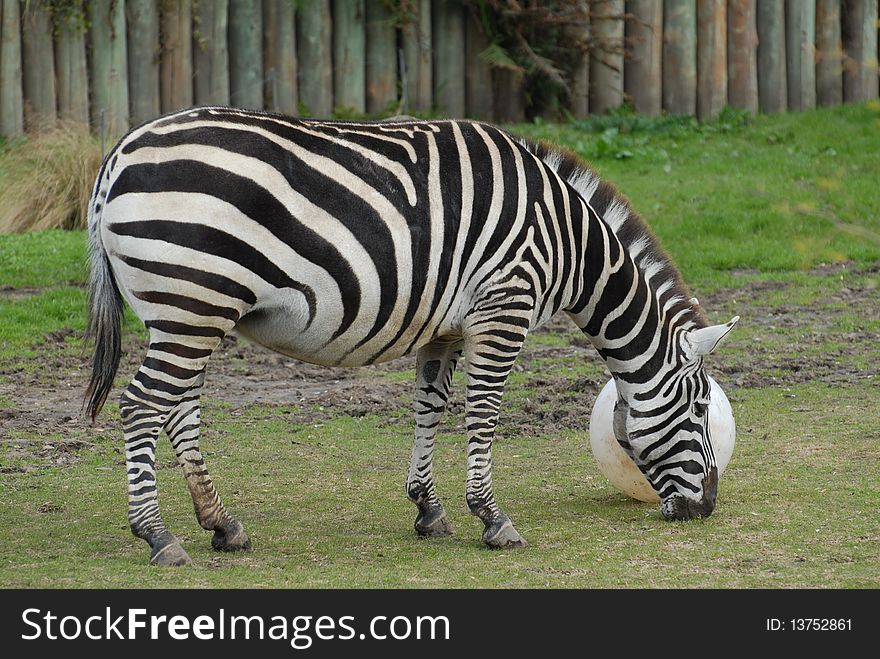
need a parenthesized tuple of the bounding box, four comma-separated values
(513, 102, 880, 290)
(0, 229, 89, 287)
(1, 104, 879, 587)
(1, 379, 877, 588)
(0, 230, 143, 365)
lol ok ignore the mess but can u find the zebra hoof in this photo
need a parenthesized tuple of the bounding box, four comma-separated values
(414, 508, 454, 538)
(149, 536, 193, 567)
(482, 517, 527, 549)
(212, 519, 252, 552)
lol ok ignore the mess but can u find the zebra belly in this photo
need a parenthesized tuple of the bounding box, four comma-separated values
(234, 289, 331, 363)
(235, 290, 444, 367)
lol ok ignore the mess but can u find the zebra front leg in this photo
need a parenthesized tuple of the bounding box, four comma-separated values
(406, 339, 463, 538)
(120, 388, 192, 566)
(164, 378, 251, 553)
(463, 320, 530, 549)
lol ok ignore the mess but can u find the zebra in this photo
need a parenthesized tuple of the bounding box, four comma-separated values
(85, 106, 738, 566)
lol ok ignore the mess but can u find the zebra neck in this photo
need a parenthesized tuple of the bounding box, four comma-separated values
(529, 159, 706, 393)
(565, 201, 702, 394)
(518, 136, 706, 366)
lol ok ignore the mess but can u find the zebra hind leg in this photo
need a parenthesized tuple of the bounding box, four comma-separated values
(163, 373, 251, 553)
(121, 350, 192, 566)
(122, 338, 237, 565)
(406, 339, 463, 538)
(463, 311, 532, 549)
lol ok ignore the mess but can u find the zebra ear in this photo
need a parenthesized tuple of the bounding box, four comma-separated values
(685, 316, 740, 357)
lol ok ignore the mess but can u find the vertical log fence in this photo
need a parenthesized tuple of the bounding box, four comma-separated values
(0, 0, 879, 139)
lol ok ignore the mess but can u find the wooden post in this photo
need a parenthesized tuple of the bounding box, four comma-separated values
(160, 0, 194, 113)
(263, 0, 297, 114)
(785, 0, 816, 112)
(127, 0, 161, 125)
(493, 68, 526, 123)
(663, 0, 697, 115)
(229, 0, 263, 110)
(843, 0, 879, 102)
(263, 0, 278, 107)
(54, 1, 90, 128)
(625, 0, 662, 116)
(366, 0, 397, 115)
(297, 0, 333, 117)
(590, 0, 624, 114)
(0, 0, 24, 136)
(815, 0, 843, 107)
(566, 6, 590, 119)
(432, 0, 466, 117)
(697, 0, 727, 120)
(21, 1, 57, 131)
(727, 0, 758, 113)
(465, 10, 493, 120)
(90, 0, 130, 137)
(402, 0, 432, 114)
(756, 0, 787, 113)
(333, 0, 366, 114)
(194, 0, 230, 106)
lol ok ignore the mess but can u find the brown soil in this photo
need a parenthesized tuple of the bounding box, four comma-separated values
(699, 263, 880, 389)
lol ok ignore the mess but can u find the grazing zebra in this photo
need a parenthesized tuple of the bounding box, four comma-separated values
(85, 107, 738, 566)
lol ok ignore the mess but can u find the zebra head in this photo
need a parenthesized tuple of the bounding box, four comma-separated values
(612, 316, 739, 521)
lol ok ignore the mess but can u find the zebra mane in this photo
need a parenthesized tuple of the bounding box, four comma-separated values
(517, 137, 708, 329)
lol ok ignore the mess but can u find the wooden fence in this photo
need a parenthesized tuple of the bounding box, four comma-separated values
(0, 0, 879, 139)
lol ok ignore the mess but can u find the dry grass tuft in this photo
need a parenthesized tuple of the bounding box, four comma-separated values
(0, 126, 102, 234)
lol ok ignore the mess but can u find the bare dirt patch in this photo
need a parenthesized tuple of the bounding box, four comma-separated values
(0, 285, 42, 300)
(701, 264, 880, 389)
(204, 336, 415, 412)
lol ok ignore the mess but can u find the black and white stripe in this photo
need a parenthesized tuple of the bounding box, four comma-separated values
(86, 107, 737, 565)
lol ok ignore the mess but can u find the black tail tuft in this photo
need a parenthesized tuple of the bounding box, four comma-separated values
(84, 235, 123, 422)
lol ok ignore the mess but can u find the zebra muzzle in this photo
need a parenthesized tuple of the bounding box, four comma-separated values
(660, 467, 718, 521)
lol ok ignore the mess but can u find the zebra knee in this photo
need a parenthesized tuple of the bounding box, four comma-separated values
(421, 359, 442, 383)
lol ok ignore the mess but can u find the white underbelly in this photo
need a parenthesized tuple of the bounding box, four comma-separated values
(235, 289, 446, 367)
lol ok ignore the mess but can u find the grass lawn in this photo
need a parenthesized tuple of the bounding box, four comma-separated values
(0, 103, 878, 588)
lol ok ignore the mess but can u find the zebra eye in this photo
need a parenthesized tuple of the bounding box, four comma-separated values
(694, 402, 708, 417)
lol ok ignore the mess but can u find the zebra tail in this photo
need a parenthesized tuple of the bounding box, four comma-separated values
(84, 187, 123, 422)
